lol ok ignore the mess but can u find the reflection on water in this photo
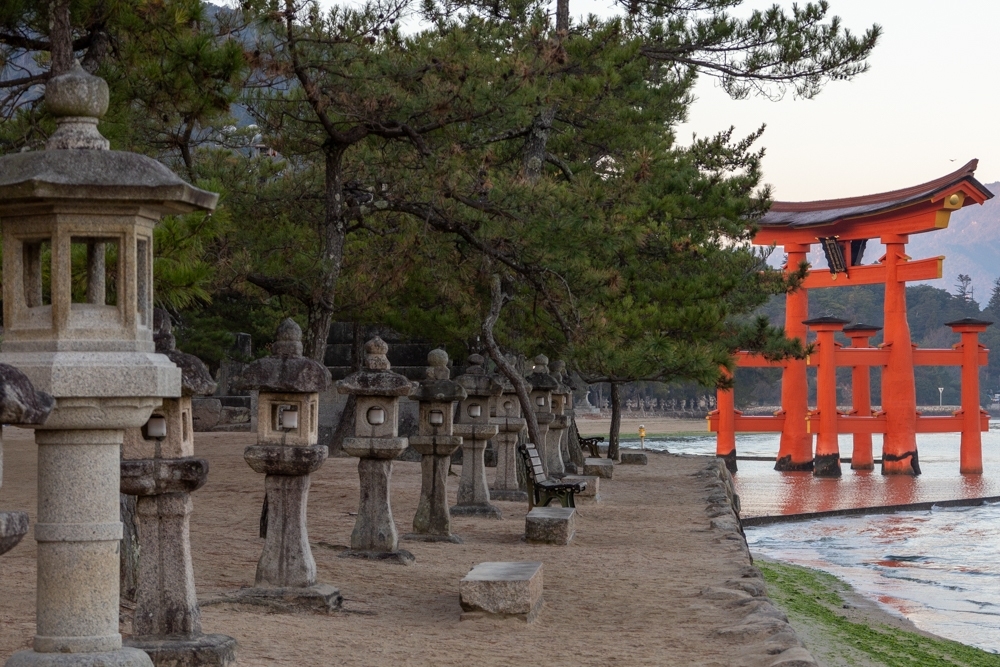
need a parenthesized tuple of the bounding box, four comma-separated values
(643, 422, 1000, 652)
(644, 424, 1000, 517)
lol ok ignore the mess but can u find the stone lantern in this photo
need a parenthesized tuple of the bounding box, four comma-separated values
(452, 355, 502, 518)
(0, 63, 216, 667)
(525, 355, 559, 475)
(0, 366, 54, 556)
(404, 349, 466, 543)
(489, 374, 529, 502)
(230, 319, 339, 609)
(337, 337, 415, 564)
(119, 309, 235, 665)
(546, 361, 572, 476)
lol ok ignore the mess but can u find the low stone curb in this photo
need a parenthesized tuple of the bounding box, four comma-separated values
(697, 460, 819, 667)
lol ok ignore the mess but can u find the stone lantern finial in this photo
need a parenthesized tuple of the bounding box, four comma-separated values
(426, 349, 450, 381)
(271, 318, 303, 358)
(532, 355, 550, 373)
(365, 336, 391, 370)
(45, 60, 110, 151)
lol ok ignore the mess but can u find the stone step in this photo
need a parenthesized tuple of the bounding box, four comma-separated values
(583, 457, 614, 479)
(620, 450, 648, 465)
(460, 561, 543, 623)
(525, 506, 576, 545)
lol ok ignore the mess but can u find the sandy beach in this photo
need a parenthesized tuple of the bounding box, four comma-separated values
(575, 416, 707, 438)
(2, 426, 813, 667)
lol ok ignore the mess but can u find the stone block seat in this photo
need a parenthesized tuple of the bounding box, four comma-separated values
(561, 474, 600, 502)
(525, 506, 577, 545)
(460, 562, 543, 623)
(583, 457, 614, 479)
(517, 443, 586, 509)
(620, 450, 648, 465)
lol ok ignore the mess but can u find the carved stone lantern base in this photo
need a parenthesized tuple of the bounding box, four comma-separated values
(124, 635, 237, 667)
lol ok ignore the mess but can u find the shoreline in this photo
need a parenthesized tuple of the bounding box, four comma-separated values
(755, 557, 1000, 665)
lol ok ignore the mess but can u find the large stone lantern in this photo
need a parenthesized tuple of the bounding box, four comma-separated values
(120, 309, 236, 665)
(404, 349, 466, 543)
(0, 63, 215, 667)
(489, 374, 529, 502)
(0, 367, 54, 556)
(230, 319, 340, 610)
(337, 337, 415, 564)
(525, 355, 559, 475)
(452, 355, 502, 518)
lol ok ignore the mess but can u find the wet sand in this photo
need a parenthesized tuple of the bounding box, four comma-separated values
(1, 428, 804, 667)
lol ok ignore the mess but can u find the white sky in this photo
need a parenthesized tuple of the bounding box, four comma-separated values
(314, 0, 1000, 201)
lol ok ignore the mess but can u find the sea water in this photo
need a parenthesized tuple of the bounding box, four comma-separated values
(642, 424, 1000, 652)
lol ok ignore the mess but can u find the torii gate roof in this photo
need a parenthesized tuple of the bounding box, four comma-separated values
(760, 159, 993, 229)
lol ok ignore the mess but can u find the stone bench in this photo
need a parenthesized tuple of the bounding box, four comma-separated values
(525, 506, 576, 545)
(561, 475, 599, 502)
(583, 457, 613, 479)
(620, 450, 648, 465)
(460, 562, 543, 623)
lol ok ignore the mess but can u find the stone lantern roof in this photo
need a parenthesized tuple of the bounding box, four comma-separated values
(233, 319, 332, 394)
(454, 354, 502, 398)
(525, 355, 558, 392)
(152, 309, 217, 397)
(0, 63, 216, 214)
(337, 337, 414, 397)
(0, 364, 54, 425)
(409, 349, 466, 403)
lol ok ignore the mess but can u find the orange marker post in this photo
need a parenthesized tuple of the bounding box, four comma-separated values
(947, 318, 992, 474)
(805, 316, 850, 477)
(843, 323, 881, 470)
(776, 245, 814, 472)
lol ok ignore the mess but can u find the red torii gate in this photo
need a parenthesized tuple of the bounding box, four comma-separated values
(709, 160, 994, 476)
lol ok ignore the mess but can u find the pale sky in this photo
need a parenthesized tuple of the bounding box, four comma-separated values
(314, 0, 1000, 201)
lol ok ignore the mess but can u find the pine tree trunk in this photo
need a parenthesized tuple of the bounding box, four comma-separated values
(328, 324, 363, 456)
(609, 382, 622, 461)
(567, 415, 585, 468)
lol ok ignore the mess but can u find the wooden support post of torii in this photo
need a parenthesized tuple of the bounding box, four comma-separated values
(843, 323, 882, 470)
(947, 318, 993, 474)
(713, 367, 738, 473)
(776, 244, 814, 472)
(805, 316, 850, 477)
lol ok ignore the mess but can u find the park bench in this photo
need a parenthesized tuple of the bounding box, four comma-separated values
(579, 435, 604, 458)
(517, 443, 586, 509)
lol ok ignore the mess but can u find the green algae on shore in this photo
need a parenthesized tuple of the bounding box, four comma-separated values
(758, 559, 1000, 666)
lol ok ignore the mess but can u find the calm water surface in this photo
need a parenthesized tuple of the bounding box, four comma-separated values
(643, 424, 1000, 652)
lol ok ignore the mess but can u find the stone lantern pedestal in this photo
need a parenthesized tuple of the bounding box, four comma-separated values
(228, 319, 340, 610)
(120, 311, 236, 665)
(452, 356, 502, 518)
(0, 62, 217, 667)
(525, 356, 559, 476)
(403, 350, 467, 543)
(489, 379, 529, 502)
(337, 337, 415, 564)
(0, 366, 54, 556)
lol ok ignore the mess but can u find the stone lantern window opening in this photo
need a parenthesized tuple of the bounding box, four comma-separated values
(277, 404, 299, 431)
(467, 403, 482, 418)
(504, 400, 514, 413)
(536, 395, 546, 407)
(21, 238, 52, 307)
(429, 409, 444, 425)
(144, 415, 167, 439)
(68, 236, 119, 306)
(367, 405, 386, 426)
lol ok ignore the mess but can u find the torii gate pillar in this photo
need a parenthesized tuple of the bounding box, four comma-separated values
(775, 244, 814, 471)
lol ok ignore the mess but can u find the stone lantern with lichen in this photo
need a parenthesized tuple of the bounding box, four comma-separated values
(337, 337, 415, 564)
(489, 373, 529, 501)
(229, 319, 340, 610)
(403, 349, 467, 543)
(451, 355, 502, 518)
(525, 355, 559, 475)
(119, 308, 235, 666)
(0, 62, 216, 667)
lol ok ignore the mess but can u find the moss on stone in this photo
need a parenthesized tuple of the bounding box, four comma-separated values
(758, 559, 1000, 666)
